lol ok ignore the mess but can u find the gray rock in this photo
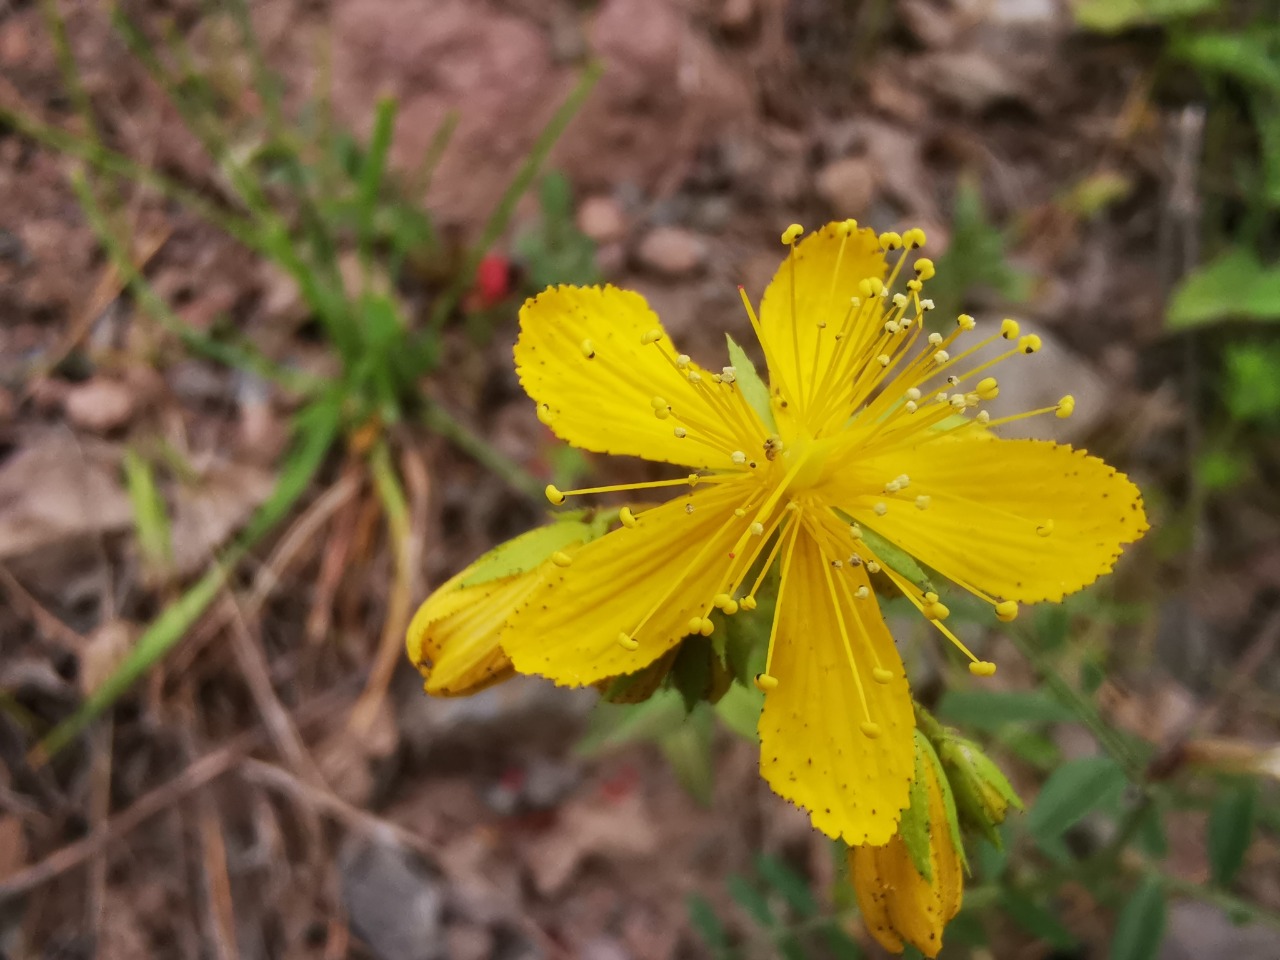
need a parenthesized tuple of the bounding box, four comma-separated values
(339, 838, 446, 960)
(635, 226, 708, 278)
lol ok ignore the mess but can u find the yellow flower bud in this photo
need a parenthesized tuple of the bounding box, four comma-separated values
(850, 732, 964, 958)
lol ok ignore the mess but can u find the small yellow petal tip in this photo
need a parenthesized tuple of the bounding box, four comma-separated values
(754, 672, 779, 692)
(969, 661, 998, 677)
(545, 484, 566, 505)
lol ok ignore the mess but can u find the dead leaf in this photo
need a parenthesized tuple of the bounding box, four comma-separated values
(168, 462, 275, 577)
(521, 788, 658, 895)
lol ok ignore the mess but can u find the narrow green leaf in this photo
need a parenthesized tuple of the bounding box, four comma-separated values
(686, 894, 732, 958)
(1109, 877, 1166, 960)
(936, 689, 1076, 731)
(900, 742, 934, 881)
(122, 448, 173, 577)
(357, 96, 398, 264)
(1073, 0, 1218, 33)
(576, 688, 688, 756)
(1027, 756, 1128, 843)
(659, 704, 716, 805)
(1000, 889, 1076, 949)
(725, 335, 776, 433)
(1167, 248, 1280, 328)
(1208, 780, 1258, 887)
(1175, 32, 1280, 96)
(754, 854, 817, 918)
(727, 874, 776, 929)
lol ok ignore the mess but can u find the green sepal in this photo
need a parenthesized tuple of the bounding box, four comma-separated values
(726, 334, 777, 434)
(900, 732, 935, 882)
(672, 636, 715, 713)
(921, 732, 970, 873)
(857, 522, 935, 594)
(599, 647, 678, 704)
(457, 509, 616, 587)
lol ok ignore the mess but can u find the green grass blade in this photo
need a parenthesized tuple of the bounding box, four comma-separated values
(427, 60, 603, 335)
(123, 448, 174, 580)
(357, 97, 399, 267)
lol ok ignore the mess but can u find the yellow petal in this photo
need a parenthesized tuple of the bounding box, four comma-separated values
(516, 285, 762, 469)
(825, 436, 1148, 603)
(501, 482, 753, 686)
(759, 524, 915, 845)
(758, 223, 886, 419)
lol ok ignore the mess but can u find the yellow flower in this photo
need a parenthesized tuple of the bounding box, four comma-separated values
(480, 221, 1144, 845)
(850, 732, 964, 958)
(406, 516, 610, 696)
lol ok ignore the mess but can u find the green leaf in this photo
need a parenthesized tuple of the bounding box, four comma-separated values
(1167, 248, 1280, 328)
(857, 522, 933, 592)
(671, 637, 715, 713)
(686, 894, 731, 958)
(659, 704, 716, 805)
(714, 680, 763, 742)
(1225, 342, 1280, 423)
(1000, 889, 1076, 949)
(936, 689, 1076, 731)
(726, 335, 776, 434)
(122, 448, 173, 578)
(755, 854, 817, 917)
(1028, 756, 1128, 845)
(1074, 0, 1218, 33)
(1109, 877, 1166, 960)
(1175, 32, 1280, 96)
(1208, 780, 1258, 887)
(577, 688, 688, 755)
(457, 517, 607, 587)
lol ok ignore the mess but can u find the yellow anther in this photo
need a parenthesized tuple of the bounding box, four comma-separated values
(687, 617, 703, 635)
(976, 410, 991, 424)
(934, 350, 951, 364)
(928, 332, 944, 346)
(906, 279, 923, 293)
(905, 401, 918, 413)
(842, 218, 859, 234)
(740, 595, 758, 611)
(731, 451, 747, 465)
(913, 256, 935, 279)
(877, 354, 891, 367)
(1018, 334, 1042, 354)
(653, 405, 670, 420)
(884, 480, 902, 493)
(698, 618, 715, 636)
(676, 353, 691, 367)
(850, 523, 863, 540)
(781, 223, 804, 244)
(650, 396, 667, 409)
(551, 551, 572, 567)
(924, 591, 939, 603)
(714, 593, 733, 609)
(873, 502, 888, 516)
(949, 394, 967, 410)
(969, 661, 998, 677)
(1000, 318, 1021, 339)
(580, 339, 596, 358)
(641, 329, 663, 345)
(1056, 395, 1075, 418)
(617, 633, 640, 651)
(904, 227, 927, 249)
(720, 366, 737, 383)
(545, 484, 566, 505)
(957, 313, 976, 330)
(905, 387, 921, 401)
(536, 403, 555, 425)
(858, 277, 885, 299)
(674, 426, 688, 438)
(995, 600, 1018, 622)
(872, 667, 894, 684)
(749, 521, 765, 536)
(915, 495, 931, 510)
(884, 320, 900, 334)
(893, 293, 909, 309)
(860, 721, 882, 738)
(733, 507, 747, 518)
(687, 474, 701, 486)
(754, 672, 779, 692)
(619, 506, 638, 528)
(855, 585, 870, 599)
(686, 371, 702, 384)
(866, 561, 881, 573)
(976, 377, 1000, 400)
(924, 601, 951, 621)
(878, 231, 902, 251)
(1037, 520, 1054, 537)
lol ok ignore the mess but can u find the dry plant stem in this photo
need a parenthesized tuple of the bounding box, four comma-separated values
(86, 719, 112, 950)
(0, 565, 86, 654)
(306, 462, 365, 647)
(350, 443, 429, 734)
(0, 685, 356, 899)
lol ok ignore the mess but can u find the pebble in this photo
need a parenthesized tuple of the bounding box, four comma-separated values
(815, 156, 877, 217)
(635, 226, 708, 277)
(576, 195, 627, 244)
(63, 378, 137, 433)
(718, 0, 756, 35)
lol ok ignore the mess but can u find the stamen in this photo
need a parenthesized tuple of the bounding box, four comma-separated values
(758, 512, 804, 687)
(547, 473, 729, 503)
(617, 633, 639, 650)
(619, 506, 638, 528)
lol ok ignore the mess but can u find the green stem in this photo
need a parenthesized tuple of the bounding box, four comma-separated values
(422, 402, 543, 501)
